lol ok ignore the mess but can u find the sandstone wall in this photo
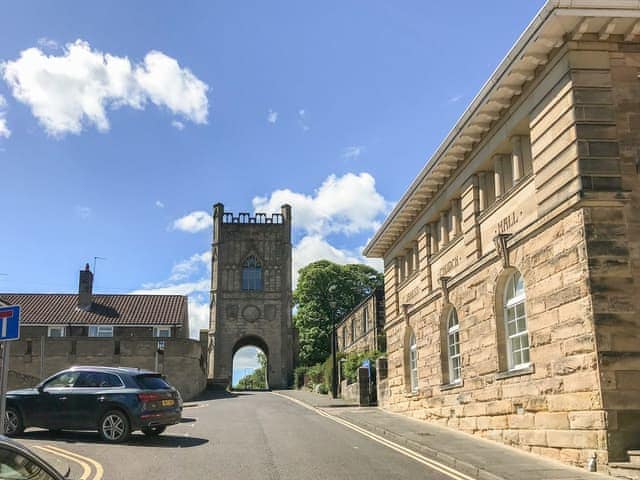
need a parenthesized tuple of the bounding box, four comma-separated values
(7, 337, 207, 401)
(378, 39, 640, 468)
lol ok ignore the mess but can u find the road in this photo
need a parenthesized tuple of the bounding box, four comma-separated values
(19, 391, 458, 480)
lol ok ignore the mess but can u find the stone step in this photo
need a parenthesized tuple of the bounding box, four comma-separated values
(609, 462, 640, 480)
(628, 451, 640, 465)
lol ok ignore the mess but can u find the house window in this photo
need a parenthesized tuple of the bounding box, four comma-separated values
(504, 271, 529, 370)
(342, 327, 347, 348)
(88, 325, 114, 337)
(153, 327, 171, 338)
(242, 255, 263, 291)
(447, 309, 461, 383)
(47, 326, 65, 338)
(409, 332, 418, 392)
(350, 319, 355, 343)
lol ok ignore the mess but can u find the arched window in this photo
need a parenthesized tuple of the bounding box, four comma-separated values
(447, 309, 461, 383)
(504, 271, 529, 370)
(409, 332, 418, 392)
(242, 255, 263, 291)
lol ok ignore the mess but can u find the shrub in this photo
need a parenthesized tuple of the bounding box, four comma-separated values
(343, 350, 383, 384)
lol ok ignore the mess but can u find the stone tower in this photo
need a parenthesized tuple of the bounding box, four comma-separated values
(208, 203, 295, 389)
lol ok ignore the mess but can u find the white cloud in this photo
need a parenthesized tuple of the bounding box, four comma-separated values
(37, 37, 59, 50)
(169, 251, 211, 282)
(1, 40, 209, 137)
(448, 94, 463, 103)
(292, 235, 382, 285)
(75, 205, 91, 220)
(172, 210, 212, 233)
(0, 95, 9, 139)
(155, 200, 165, 208)
(233, 346, 261, 370)
(297, 108, 310, 131)
(171, 120, 185, 130)
(253, 172, 390, 237)
(342, 145, 364, 160)
(267, 109, 278, 124)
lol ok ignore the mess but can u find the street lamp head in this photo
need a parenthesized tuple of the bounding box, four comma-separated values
(329, 300, 337, 309)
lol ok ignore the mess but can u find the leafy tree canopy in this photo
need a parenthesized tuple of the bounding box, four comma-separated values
(293, 260, 382, 366)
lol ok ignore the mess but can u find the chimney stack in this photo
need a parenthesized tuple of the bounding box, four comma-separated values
(78, 263, 93, 311)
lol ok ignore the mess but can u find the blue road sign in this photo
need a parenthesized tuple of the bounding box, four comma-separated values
(0, 306, 20, 341)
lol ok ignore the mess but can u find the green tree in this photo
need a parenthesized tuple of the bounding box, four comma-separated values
(236, 351, 268, 390)
(293, 260, 383, 366)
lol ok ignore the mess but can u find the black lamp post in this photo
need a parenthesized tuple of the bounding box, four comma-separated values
(329, 298, 338, 399)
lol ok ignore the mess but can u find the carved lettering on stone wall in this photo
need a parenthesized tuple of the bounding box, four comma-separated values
(264, 305, 276, 321)
(438, 256, 461, 278)
(495, 210, 522, 235)
(242, 305, 261, 322)
(403, 286, 420, 304)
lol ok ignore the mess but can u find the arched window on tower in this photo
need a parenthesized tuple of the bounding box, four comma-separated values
(242, 255, 263, 291)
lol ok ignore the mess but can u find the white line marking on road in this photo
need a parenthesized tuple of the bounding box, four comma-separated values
(273, 392, 475, 480)
(35, 446, 92, 480)
(40, 444, 104, 480)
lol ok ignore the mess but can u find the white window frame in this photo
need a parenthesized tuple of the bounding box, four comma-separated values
(47, 326, 66, 338)
(409, 333, 418, 392)
(88, 325, 114, 337)
(504, 271, 530, 370)
(363, 307, 369, 333)
(153, 326, 172, 338)
(447, 309, 461, 384)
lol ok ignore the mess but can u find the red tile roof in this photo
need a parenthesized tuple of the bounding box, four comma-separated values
(0, 294, 187, 326)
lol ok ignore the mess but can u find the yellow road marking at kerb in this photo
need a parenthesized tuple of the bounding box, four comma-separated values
(35, 445, 104, 480)
(272, 392, 475, 480)
(34, 446, 91, 480)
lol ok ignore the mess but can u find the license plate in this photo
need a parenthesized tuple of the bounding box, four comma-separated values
(161, 399, 175, 407)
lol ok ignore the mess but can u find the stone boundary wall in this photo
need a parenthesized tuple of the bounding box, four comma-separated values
(7, 337, 207, 401)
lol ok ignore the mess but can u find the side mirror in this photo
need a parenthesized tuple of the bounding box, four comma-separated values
(36, 385, 44, 393)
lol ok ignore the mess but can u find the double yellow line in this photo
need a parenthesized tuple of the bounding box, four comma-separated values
(34, 445, 104, 480)
(273, 392, 475, 480)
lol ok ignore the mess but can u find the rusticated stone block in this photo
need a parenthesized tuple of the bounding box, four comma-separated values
(535, 412, 569, 429)
(486, 400, 514, 416)
(547, 430, 598, 449)
(547, 392, 600, 411)
(519, 430, 548, 447)
(508, 414, 535, 429)
(568, 411, 607, 429)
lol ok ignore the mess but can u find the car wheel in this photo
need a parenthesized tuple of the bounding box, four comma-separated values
(99, 410, 130, 443)
(5, 407, 24, 436)
(141, 426, 166, 436)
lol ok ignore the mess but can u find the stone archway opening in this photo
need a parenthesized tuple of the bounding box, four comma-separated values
(232, 335, 269, 391)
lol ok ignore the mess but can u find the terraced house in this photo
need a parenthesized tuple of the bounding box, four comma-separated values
(364, 0, 640, 472)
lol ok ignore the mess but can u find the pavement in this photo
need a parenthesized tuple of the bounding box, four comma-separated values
(276, 389, 614, 480)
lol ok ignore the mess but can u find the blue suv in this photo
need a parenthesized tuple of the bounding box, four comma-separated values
(5, 366, 182, 443)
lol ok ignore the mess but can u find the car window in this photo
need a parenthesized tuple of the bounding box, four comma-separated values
(76, 372, 122, 388)
(0, 447, 59, 480)
(43, 372, 80, 389)
(135, 375, 170, 390)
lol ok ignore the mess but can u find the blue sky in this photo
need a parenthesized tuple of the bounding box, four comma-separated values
(0, 1, 545, 373)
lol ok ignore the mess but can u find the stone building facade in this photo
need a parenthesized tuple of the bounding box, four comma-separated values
(364, 1, 640, 469)
(336, 288, 385, 355)
(208, 203, 295, 389)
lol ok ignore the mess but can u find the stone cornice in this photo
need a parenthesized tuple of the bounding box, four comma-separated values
(364, 0, 640, 258)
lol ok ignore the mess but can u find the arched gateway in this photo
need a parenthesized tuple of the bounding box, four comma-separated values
(208, 203, 295, 389)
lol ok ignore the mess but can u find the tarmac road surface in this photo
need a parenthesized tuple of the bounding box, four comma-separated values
(17, 390, 465, 480)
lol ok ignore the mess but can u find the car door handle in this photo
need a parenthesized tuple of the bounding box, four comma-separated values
(98, 396, 105, 402)
(59, 397, 67, 400)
